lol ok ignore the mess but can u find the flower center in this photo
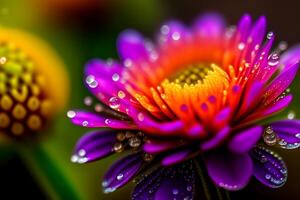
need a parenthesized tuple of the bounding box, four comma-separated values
(169, 64, 213, 85)
(0, 42, 52, 138)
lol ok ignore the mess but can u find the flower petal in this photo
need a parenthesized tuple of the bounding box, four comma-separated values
(132, 160, 198, 200)
(161, 149, 193, 166)
(117, 30, 148, 60)
(269, 120, 300, 149)
(204, 150, 252, 190)
(250, 146, 287, 188)
(228, 126, 263, 154)
(264, 63, 299, 104)
(200, 126, 231, 151)
(68, 110, 136, 129)
(193, 13, 225, 38)
(280, 45, 300, 72)
(102, 153, 143, 193)
(71, 130, 116, 163)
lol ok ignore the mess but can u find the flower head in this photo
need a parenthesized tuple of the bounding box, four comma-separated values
(69, 13, 300, 198)
(0, 27, 68, 140)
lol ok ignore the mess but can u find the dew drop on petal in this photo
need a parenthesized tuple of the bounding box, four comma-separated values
(238, 42, 245, 50)
(172, 32, 181, 41)
(268, 53, 280, 67)
(82, 121, 88, 127)
(105, 118, 111, 125)
(112, 73, 120, 82)
(172, 189, 179, 195)
(118, 91, 126, 99)
(267, 32, 274, 40)
(117, 173, 124, 180)
(295, 133, 300, 139)
(67, 110, 76, 118)
(137, 113, 144, 121)
(109, 97, 120, 109)
(124, 59, 132, 68)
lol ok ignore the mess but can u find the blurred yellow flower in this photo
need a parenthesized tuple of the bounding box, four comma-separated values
(0, 27, 69, 140)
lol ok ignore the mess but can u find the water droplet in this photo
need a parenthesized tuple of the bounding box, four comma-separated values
(268, 53, 279, 67)
(84, 96, 93, 106)
(295, 133, 300, 138)
(86, 75, 95, 84)
(82, 121, 88, 127)
(102, 181, 108, 187)
(287, 111, 295, 119)
(124, 59, 132, 68)
(267, 32, 274, 39)
(186, 185, 192, 192)
(94, 104, 103, 112)
(172, 32, 181, 41)
(238, 42, 245, 50)
(71, 155, 79, 163)
(0, 57, 7, 64)
(118, 91, 126, 99)
(78, 149, 86, 157)
(265, 174, 271, 180)
(112, 73, 120, 82)
(67, 110, 76, 118)
(105, 118, 111, 125)
(109, 97, 120, 109)
(263, 127, 277, 146)
(129, 137, 141, 148)
(113, 142, 123, 152)
(172, 189, 179, 195)
(137, 113, 144, 121)
(103, 187, 116, 194)
(161, 25, 170, 35)
(117, 173, 124, 180)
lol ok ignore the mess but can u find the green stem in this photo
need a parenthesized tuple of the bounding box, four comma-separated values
(17, 144, 80, 200)
(195, 157, 231, 200)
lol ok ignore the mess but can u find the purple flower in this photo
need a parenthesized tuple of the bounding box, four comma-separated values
(68, 13, 300, 199)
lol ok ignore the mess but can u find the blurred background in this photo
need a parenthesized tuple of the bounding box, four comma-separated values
(0, 0, 299, 199)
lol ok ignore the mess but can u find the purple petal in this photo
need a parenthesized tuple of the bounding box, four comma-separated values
(68, 110, 136, 129)
(193, 13, 225, 38)
(280, 45, 300, 72)
(264, 63, 299, 104)
(204, 150, 253, 190)
(250, 146, 287, 188)
(117, 30, 148, 60)
(200, 126, 231, 151)
(102, 153, 143, 193)
(158, 21, 189, 43)
(269, 120, 300, 148)
(161, 149, 193, 166)
(248, 16, 266, 47)
(71, 130, 116, 163)
(228, 126, 263, 154)
(143, 140, 179, 154)
(236, 14, 252, 42)
(132, 161, 197, 200)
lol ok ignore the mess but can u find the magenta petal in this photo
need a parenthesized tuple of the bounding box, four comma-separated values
(193, 13, 225, 38)
(236, 14, 252, 42)
(117, 30, 148, 60)
(265, 63, 299, 104)
(250, 146, 287, 188)
(248, 16, 266, 47)
(205, 150, 253, 190)
(228, 126, 263, 154)
(132, 161, 197, 200)
(69, 110, 136, 129)
(143, 141, 179, 154)
(280, 45, 300, 72)
(269, 120, 300, 147)
(102, 153, 143, 193)
(71, 130, 116, 163)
